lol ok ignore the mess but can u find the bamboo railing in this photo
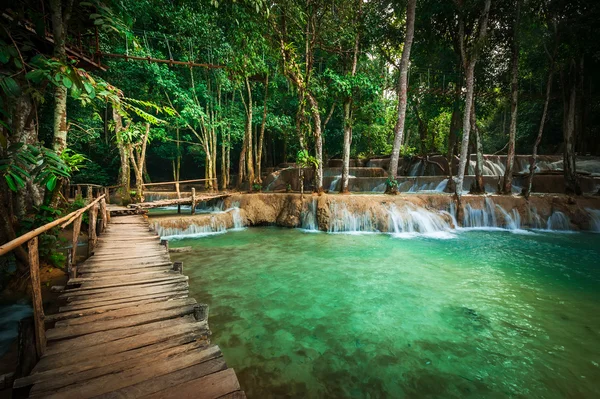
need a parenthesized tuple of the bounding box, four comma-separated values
(0, 193, 109, 357)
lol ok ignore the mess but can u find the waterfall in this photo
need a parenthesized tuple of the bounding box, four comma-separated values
(196, 200, 225, 213)
(227, 201, 244, 230)
(328, 203, 375, 233)
(496, 206, 521, 230)
(265, 172, 281, 191)
(546, 211, 571, 231)
(372, 183, 387, 193)
(528, 207, 545, 229)
(586, 208, 600, 232)
(153, 218, 227, 240)
(462, 198, 498, 228)
(387, 204, 454, 238)
(329, 175, 356, 192)
(301, 199, 319, 231)
(434, 179, 449, 192)
(408, 161, 424, 176)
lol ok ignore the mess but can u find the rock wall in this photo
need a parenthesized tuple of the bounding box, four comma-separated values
(149, 193, 600, 235)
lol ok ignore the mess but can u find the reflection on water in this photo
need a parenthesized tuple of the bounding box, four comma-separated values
(0, 302, 32, 356)
(172, 228, 600, 398)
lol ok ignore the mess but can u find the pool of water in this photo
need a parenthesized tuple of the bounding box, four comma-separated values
(171, 228, 600, 398)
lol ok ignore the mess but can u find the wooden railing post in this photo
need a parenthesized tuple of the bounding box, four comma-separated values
(88, 203, 98, 255)
(27, 237, 46, 358)
(76, 185, 81, 198)
(176, 181, 181, 214)
(99, 198, 107, 233)
(87, 185, 92, 201)
(70, 215, 83, 278)
(104, 187, 110, 203)
(191, 188, 196, 215)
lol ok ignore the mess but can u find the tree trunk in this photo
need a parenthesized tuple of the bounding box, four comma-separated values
(257, 74, 269, 184)
(244, 77, 255, 188)
(471, 100, 485, 194)
(49, 0, 71, 155)
(563, 62, 581, 195)
(447, 85, 462, 181)
(455, 61, 477, 196)
(387, 0, 416, 189)
(502, 0, 520, 194)
(306, 93, 323, 192)
(112, 108, 130, 203)
(341, 1, 361, 194)
(524, 58, 554, 199)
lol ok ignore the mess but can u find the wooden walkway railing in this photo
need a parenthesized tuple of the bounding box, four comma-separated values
(0, 194, 109, 358)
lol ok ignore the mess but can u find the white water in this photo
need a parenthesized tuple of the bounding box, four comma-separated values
(157, 202, 244, 239)
(586, 208, 600, 232)
(386, 204, 454, 239)
(301, 198, 319, 231)
(463, 197, 498, 228)
(328, 175, 356, 192)
(328, 203, 376, 233)
(372, 183, 387, 193)
(546, 211, 571, 231)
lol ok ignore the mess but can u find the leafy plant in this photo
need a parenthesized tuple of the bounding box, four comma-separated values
(296, 149, 319, 169)
(385, 177, 399, 190)
(252, 182, 262, 191)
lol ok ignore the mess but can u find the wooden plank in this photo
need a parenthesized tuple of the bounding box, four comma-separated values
(53, 292, 188, 318)
(28, 237, 46, 357)
(32, 345, 222, 399)
(80, 253, 170, 263)
(46, 304, 197, 340)
(67, 270, 180, 285)
(60, 281, 189, 301)
(77, 261, 173, 273)
(99, 357, 227, 399)
(78, 265, 173, 277)
(59, 290, 188, 313)
(53, 298, 197, 327)
(48, 297, 195, 324)
(43, 316, 198, 357)
(144, 368, 241, 399)
(14, 333, 204, 389)
(62, 274, 188, 292)
(28, 341, 213, 396)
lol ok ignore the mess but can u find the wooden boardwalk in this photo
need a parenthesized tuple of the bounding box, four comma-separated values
(14, 211, 245, 398)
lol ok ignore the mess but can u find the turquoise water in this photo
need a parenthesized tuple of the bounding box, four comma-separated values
(171, 228, 600, 398)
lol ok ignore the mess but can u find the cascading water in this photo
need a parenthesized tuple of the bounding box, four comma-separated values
(496, 206, 521, 230)
(586, 208, 600, 232)
(328, 175, 356, 192)
(386, 204, 454, 238)
(300, 198, 318, 231)
(462, 198, 498, 228)
(546, 211, 571, 231)
(372, 183, 387, 193)
(153, 218, 227, 239)
(228, 201, 244, 230)
(528, 207, 545, 229)
(328, 203, 375, 233)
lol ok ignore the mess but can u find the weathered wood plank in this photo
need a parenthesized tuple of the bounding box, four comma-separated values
(43, 316, 198, 357)
(77, 261, 172, 273)
(59, 290, 189, 313)
(32, 345, 222, 399)
(60, 281, 189, 301)
(49, 297, 194, 324)
(52, 292, 188, 319)
(144, 368, 241, 399)
(46, 305, 197, 341)
(28, 341, 212, 396)
(67, 270, 181, 285)
(14, 332, 204, 389)
(62, 275, 188, 292)
(99, 357, 227, 399)
(77, 265, 173, 278)
(53, 298, 196, 327)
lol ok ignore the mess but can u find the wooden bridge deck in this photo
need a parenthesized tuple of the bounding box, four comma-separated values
(129, 193, 231, 211)
(14, 212, 245, 398)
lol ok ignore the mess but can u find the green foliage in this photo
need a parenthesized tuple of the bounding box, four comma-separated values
(20, 205, 66, 268)
(385, 177, 399, 190)
(252, 182, 262, 191)
(0, 144, 70, 192)
(296, 150, 319, 169)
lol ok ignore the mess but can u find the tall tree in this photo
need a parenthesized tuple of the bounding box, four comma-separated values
(341, 0, 362, 193)
(502, 0, 521, 194)
(387, 0, 417, 189)
(454, 0, 492, 199)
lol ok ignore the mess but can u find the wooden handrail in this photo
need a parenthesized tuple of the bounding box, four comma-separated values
(142, 178, 217, 187)
(0, 195, 105, 257)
